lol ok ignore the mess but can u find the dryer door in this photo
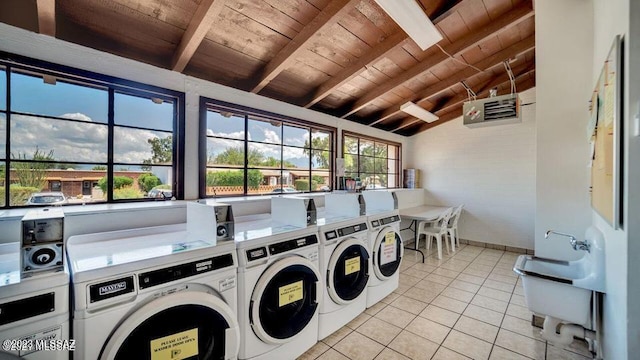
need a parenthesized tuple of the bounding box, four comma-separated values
(326, 238, 370, 305)
(100, 290, 240, 360)
(250, 256, 320, 344)
(372, 227, 404, 280)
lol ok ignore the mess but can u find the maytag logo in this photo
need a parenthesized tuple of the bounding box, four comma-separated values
(99, 282, 127, 296)
(296, 239, 306, 246)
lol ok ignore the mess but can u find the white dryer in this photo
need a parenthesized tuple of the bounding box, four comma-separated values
(67, 224, 240, 360)
(366, 209, 403, 307)
(317, 214, 370, 340)
(235, 220, 321, 360)
(0, 242, 70, 360)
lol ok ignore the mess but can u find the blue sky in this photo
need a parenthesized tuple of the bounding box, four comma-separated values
(0, 70, 173, 165)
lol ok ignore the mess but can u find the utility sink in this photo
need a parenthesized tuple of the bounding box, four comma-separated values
(513, 226, 605, 327)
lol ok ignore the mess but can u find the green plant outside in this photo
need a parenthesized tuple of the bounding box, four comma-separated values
(0, 186, 41, 206)
(97, 176, 134, 193)
(137, 173, 162, 192)
(206, 169, 262, 187)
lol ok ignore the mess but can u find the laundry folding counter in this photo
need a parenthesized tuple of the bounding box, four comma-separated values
(399, 205, 452, 262)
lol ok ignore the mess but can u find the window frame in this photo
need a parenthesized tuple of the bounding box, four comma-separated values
(199, 97, 336, 198)
(0, 51, 186, 207)
(341, 131, 402, 189)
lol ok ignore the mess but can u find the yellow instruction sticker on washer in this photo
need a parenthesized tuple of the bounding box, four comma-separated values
(150, 328, 198, 360)
(345, 257, 360, 275)
(279, 280, 303, 307)
(385, 232, 395, 245)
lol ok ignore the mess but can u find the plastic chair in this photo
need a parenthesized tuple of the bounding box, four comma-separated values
(416, 207, 453, 259)
(446, 204, 464, 251)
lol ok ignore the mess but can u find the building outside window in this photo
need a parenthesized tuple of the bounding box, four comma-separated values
(0, 55, 184, 207)
(200, 98, 335, 197)
(342, 132, 401, 189)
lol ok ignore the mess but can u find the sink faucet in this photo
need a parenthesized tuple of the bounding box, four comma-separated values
(545, 230, 590, 253)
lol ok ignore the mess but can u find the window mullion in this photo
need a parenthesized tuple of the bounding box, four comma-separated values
(107, 88, 115, 202)
(243, 114, 248, 195)
(5, 65, 11, 208)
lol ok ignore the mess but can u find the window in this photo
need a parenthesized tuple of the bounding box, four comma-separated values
(0, 54, 184, 207)
(342, 132, 401, 189)
(201, 98, 334, 197)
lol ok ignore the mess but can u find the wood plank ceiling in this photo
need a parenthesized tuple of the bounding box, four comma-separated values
(0, 0, 536, 136)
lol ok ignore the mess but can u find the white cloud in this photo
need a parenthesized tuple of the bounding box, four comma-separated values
(60, 112, 94, 122)
(11, 114, 108, 162)
(9, 113, 165, 164)
(208, 130, 246, 140)
(263, 129, 281, 144)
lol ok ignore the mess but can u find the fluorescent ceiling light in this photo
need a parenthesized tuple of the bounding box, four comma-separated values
(400, 102, 439, 123)
(374, 0, 443, 50)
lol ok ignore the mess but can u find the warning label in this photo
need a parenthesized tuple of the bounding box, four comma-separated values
(385, 232, 395, 245)
(380, 232, 397, 266)
(150, 328, 199, 360)
(344, 257, 360, 275)
(279, 280, 303, 307)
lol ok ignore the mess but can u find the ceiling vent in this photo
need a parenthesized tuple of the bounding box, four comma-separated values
(463, 93, 521, 128)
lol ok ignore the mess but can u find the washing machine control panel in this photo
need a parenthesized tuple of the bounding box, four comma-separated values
(269, 234, 318, 255)
(336, 223, 368, 237)
(0, 292, 55, 326)
(371, 215, 400, 228)
(139, 253, 234, 289)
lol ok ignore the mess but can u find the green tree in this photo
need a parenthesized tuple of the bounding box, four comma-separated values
(262, 156, 297, 168)
(304, 136, 330, 169)
(92, 165, 107, 171)
(212, 147, 265, 166)
(137, 173, 162, 192)
(146, 136, 173, 165)
(97, 176, 134, 193)
(12, 148, 55, 189)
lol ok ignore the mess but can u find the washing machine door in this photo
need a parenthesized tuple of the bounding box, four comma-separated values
(250, 255, 320, 344)
(100, 290, 239, 360)
(326, 238, 370, 305)
(372, 226, 403, 280)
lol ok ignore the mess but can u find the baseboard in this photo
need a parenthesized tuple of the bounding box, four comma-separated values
(456, 239, 534, 254)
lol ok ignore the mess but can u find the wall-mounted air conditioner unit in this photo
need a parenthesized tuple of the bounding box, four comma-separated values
(463, 93, 520, 128)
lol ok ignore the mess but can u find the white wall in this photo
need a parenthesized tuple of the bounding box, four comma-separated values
(625, 1, 640, 355)
(591, 0, 634, 358)
(534, 0, 594, 261)
(405, 89, 536, 249)
(0, 23, 409, 200)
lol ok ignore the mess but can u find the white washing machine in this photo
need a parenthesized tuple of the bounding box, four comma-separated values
(66, 224, 240, 360)
(317, 214, 370, 340)
(363, 191, 404, 308)
(234, 220, 321, 360)
(0, 242, 70, 360)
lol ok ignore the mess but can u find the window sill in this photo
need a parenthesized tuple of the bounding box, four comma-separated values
(0, 200, 187, 221)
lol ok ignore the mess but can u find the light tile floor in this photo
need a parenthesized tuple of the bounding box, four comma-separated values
(298, 244, 594, 360)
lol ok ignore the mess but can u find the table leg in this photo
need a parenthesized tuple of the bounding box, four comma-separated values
(400, 219, 425, 263)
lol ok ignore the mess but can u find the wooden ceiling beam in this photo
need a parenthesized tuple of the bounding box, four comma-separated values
(303, 0, 465, 108)
(250, 0, 359, 94)
(340, 0, 533, 119)
(388, 64, 535, 132)
(36, 0, 56, 36)
(404, 75, 536, 135)
(172, 0, 226, 72)
(303, 31, 409, 108)
(370, 35, 535, 126)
